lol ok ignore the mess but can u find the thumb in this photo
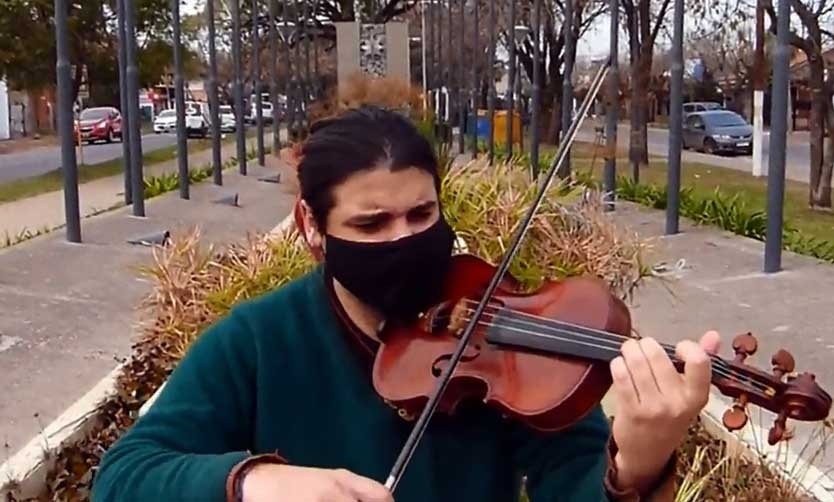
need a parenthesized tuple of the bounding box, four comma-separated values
(699, 330, 721, 355)
(332, 469, 394, 502)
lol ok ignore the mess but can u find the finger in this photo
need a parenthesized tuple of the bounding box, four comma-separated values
(620, 338, 661, 401)
(676, 339, 712, 406)
(610, 356, 639, 411)
(638, 337, 682, 395)
(332, 469, 394, 502)
(700, 330, 721, 355)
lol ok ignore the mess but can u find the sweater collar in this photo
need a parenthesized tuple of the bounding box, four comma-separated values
(319, 266, 379, 369)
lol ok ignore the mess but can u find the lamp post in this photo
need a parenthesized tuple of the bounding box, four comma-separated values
(277, 18, 296, 140)
(207, 0, 222, 184)
(470, 0, 479, 157)
(54, 0, 81, 241)
(172, 0, 189, 198)
(513, 25, 529, 156)
(560, 0, 575, 178)
(231, 0, 247, 175)
(252, 0, 265, 166)
(504, 0, 516, 158)
(269, 0, 280, 154)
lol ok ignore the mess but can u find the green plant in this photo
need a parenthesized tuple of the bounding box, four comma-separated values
(608, 177, 834, 265)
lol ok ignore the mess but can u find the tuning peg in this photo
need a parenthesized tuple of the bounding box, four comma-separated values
(768, 409, 792, 445)
(771, 349, 796, 380)
(722, 394, 749, 431)
(731, 332, 758, 363)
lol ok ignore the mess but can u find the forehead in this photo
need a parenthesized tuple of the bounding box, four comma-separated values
(329, 166, 437, 214)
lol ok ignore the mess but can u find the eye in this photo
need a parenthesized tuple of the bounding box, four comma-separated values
(407, 205, 436, 222)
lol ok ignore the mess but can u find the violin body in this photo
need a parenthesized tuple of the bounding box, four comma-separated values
(373, 254, 633, 432)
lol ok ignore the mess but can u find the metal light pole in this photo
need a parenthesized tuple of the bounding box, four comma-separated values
(293, 0, 302, 136)
(172, 0, 189, 198)
(269, 0, 281, 154)
(207, 0, 222, 185)
(505, 0, 516, 158)
(421, 0, 428, 118)
(279, 18, 294, 140)
(54, 0, 81, 242)
(531, 0, 542, 176)
(764, 0, 791, 273)
(427, 0, 435, 120)
(487, 0, 496, 163)
(560, 0, 574, 177)
(457, 0, 466, 154)
(253, 0, 265, 166)
(117, 0, 132, 203)
(303, 0, 312, 106)
(125, 0, 145, 216)
(603, 0, 619, 211)
(447, 0, 453, 141)
(232, 0, 247, 174)
(666, 0, 684, 233)
(313, 0, 320, 97)
(470, 0, 479, 156)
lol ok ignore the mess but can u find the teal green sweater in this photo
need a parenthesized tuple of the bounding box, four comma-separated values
(92, 267, 616, 502)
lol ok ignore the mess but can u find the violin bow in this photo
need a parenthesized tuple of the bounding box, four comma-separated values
(383, 58, 612, 492)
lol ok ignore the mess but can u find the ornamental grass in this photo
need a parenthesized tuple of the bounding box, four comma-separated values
(4, 155, 825, 502)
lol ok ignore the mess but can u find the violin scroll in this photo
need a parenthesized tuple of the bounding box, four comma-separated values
(714, 333, 832, 444)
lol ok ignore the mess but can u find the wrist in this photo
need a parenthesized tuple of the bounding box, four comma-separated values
(612, 450, 671, 495)
(226, 452, 287, 502)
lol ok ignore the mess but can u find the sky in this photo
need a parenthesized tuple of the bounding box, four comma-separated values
(180, 0, 742, 60)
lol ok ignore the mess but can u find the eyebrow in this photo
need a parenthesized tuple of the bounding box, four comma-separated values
(345, 201, 437, 225)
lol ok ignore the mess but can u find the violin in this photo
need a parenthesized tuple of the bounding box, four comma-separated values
(374, 254, 832, 441)
(367, 60, 831, 493)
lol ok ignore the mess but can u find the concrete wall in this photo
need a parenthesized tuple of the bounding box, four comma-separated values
(335, 21, 412, 96)
(384, 23, 410, 84)
(0, 80, 9, 140)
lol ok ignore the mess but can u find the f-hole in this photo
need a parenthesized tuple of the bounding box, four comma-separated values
(432, 346, 481, 377)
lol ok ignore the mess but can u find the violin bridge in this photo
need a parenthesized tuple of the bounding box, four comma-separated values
(449, 301, 470, 335)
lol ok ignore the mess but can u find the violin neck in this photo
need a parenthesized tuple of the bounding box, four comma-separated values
(483, 315, 727, 382)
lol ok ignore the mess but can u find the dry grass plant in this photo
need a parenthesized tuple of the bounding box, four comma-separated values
(6, 151, 828, 502)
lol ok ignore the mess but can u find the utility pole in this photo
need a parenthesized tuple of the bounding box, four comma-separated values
(752, 0, 765, 177)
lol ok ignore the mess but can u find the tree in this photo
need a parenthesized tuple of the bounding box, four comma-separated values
(763, 0, 834, 209)
(0, 0, 197, 106)
(513, 0, 608, 143)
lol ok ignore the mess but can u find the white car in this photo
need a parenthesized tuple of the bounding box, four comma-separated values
(219, 105, 236, 132)
(152, 109, 177, 134)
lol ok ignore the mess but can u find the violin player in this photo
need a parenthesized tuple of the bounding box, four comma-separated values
(91, 106, 721, 502)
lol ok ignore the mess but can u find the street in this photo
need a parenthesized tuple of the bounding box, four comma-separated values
(0, 133, 177, 184)
(578, 122, 814, 185)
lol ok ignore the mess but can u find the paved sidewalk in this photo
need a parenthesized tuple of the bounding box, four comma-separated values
(609, 201, 834, 481)
(0, 155, 297, 455)
(0, 135, 266, 241)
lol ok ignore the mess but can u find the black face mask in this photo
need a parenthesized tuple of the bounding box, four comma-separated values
(324, 217, 456, 322)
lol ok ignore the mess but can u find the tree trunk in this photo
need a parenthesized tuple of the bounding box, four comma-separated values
(808, 63, 827, 208)
(629, 48, 652, 173)
(818, 91, 834, 209)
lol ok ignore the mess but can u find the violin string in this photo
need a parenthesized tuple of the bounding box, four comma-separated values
(464, 316, 772, 393)
(456, 298, 737, 375)
(436, 301, 771, 392)
(456, 304, 762, 390)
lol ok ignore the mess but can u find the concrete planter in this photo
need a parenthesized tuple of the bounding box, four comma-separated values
(3, 212, 832, 501)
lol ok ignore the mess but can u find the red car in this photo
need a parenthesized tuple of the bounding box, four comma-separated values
(75, 107, 122, 145)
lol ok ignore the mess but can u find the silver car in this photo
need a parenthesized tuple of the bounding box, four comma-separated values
(682, 110, 753, 156)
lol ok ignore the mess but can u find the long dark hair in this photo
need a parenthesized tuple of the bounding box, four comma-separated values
(298, 106, 440, 230)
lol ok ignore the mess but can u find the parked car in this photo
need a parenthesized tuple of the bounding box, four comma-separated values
(184, 101, 210, 137)
(683, 102, 723, 115)
(219, 105, 236, 132)
(682, 110, 753, 155)
(153, 109, 177, 134)
(75, 107, 122, 144)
